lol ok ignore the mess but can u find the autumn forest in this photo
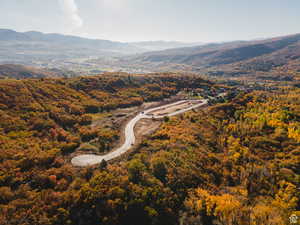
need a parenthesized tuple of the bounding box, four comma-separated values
(0, 70, 299, 225)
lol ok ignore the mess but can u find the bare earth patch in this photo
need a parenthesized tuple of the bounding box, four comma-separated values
(135, 118, 161, 140)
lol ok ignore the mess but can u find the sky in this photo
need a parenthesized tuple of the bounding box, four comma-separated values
(0, 0, 299, 43)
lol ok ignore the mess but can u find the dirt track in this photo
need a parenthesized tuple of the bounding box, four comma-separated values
(71, 99, 208, 166)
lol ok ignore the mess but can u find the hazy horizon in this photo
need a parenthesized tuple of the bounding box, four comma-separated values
(2, 27, 300, 45)
(0, 0, 299, 43)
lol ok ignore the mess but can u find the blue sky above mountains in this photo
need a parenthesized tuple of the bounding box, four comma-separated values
(0, 0, 299, 42)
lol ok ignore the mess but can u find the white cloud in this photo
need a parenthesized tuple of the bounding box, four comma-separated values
(58, 0, 83, 31)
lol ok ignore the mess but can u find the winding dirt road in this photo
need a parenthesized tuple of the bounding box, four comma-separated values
(71, 99, 208, 166)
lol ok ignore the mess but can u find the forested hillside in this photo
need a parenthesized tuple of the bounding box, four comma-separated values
(0, 72, 299, 224)
(0, 64, 76, 79)
(0, 73, 214, 225)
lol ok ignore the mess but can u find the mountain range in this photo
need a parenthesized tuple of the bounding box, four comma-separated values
(129, 33, 300, 78)
(0, 29, 203, 65)
(1, 29, 300, 79)
(0, 29, 140, 65)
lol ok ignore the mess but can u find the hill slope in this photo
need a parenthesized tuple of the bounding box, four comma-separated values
(0, 74, 299, 225)
(0, 64, 77, 79)
(130, 34, 300, 78)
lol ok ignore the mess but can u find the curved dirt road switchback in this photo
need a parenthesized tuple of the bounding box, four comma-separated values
(71, 99, 208, 166)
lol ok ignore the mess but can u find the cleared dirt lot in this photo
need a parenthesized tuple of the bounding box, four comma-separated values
(71, 98, 207, 166)
(134, 118, 161, 141)
(146, 100, 202, 117)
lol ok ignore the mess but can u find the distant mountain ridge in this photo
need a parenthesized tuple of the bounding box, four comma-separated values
(130, 33, 300, 77)
(0, 29, 202, 50)
(0, 29, 32, 41)
(0, 28, 141, 52)
(134, 34, 300, 65)
(0, 29, 204, 67)
(2, 29, 300, 79)
(0, 29, 146, 66)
